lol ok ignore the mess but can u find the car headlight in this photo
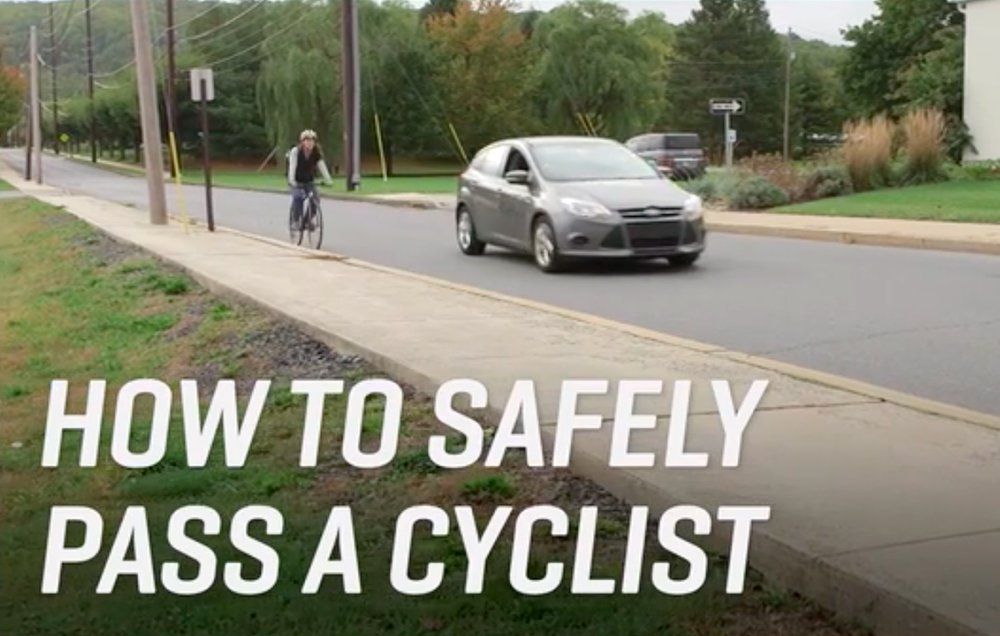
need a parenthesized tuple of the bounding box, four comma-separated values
(682, 194, 703, 220)
(561, 198, 613, 219)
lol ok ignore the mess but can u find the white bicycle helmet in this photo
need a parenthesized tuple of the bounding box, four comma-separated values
(299, 129, 318, 141)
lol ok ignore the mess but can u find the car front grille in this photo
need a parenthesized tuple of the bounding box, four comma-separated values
(625, 220, 696, 250)
(617, 207, 683, 219)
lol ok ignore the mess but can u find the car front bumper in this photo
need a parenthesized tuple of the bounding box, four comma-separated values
(558, 216, 706, 258)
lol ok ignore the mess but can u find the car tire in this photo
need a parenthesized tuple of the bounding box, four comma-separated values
(667, 253, 701, 268)
(456, 207, 486, 256)
(532, 218, 564, 273)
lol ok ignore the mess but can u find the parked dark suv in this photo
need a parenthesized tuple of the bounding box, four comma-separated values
(625, 132, 707, 180)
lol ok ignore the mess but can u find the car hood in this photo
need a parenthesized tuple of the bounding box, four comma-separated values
(551, 179, 692, 210)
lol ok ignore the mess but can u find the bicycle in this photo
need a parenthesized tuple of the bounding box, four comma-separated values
(288, 184, 324, 249)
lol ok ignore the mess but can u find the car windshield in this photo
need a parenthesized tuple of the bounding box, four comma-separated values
(661, 134, 700, 150)
(531, 141, 660, 182)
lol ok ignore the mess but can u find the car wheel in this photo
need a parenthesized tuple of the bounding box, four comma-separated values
(667, 253, 701, 268)
(532, 218, 563, 273)
(456, 207, 486, 255)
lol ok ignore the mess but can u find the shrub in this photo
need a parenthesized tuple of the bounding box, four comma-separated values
(961, 160, 1000, 181)
(802, 165, 853, 200)
(737, 153, 802, 194)
(461, 475, 516, 501)
(683, 176, 718, 202)
(901, 108, 947, 184)
(725, 175, 789, 210)
(842, 115, 895, 191)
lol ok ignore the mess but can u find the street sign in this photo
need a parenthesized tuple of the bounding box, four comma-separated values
(727, 128, 738, 144)
(190, 67, 216, 232)
(709, 98, 746, 116)
(189, 68, 215, 102)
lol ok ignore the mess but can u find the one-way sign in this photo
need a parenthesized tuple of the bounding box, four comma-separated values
(709, 98, 746, 116)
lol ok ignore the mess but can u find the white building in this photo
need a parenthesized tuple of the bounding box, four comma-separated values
(955, 0, 1000, 161)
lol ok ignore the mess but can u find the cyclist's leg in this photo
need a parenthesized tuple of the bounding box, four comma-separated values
(304, 184, 317, 230)
(291, 186, 306, 225)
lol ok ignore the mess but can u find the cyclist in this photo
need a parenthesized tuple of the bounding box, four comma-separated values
(287, 129, 333, 229)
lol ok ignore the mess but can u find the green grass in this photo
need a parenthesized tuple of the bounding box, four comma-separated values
(0, 179, 13, 191)
(181, 169, 458, 196)
(65, 154, 459, 196)
(0, 198, 862, 636)
(773, 179, 1000, 223)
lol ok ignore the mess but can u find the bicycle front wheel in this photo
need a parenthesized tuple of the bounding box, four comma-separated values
(303, 196, 324, 250)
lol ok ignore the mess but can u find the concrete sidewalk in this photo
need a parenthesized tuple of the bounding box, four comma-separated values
(368, 191, 1000, 255)
(4, 165, 1000, 636)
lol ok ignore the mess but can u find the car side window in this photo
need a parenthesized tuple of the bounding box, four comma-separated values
(477, 145, 509, 177)
(503, 149, 530, 175)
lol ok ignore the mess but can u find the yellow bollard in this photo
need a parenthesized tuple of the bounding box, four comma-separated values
(447, 122, 469, 165)
(374, 113, 388, 182)
(167, 131, 190, 232)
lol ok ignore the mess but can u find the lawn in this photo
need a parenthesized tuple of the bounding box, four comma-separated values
(772, 179, 1000, 224)
(65, 154, 460, 196)
(0, 198, 864, 636)
(181, 168, 458, 196)
(0, 178, 13, 191)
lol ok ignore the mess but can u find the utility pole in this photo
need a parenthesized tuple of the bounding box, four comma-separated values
(783, 27, 793, 162)
(129, 0, 168, 224)
(724, 111, 733, 169)
(341, 0, 361, 191)
(29, 26, 42, 183)
(24, 97, 31, 180)
(85, 0, 97, 162)
(165, 0, 180, 177)
(48, 4, 60, 155)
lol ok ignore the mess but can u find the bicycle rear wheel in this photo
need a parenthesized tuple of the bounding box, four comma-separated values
(289, 200, 304, 246)
(303, 195, 324, 249)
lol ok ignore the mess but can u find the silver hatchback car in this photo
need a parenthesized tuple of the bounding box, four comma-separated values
(455, 136, 706, 272)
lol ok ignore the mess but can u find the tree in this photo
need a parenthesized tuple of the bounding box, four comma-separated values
(533, 1, 667, 139)
(631, 12, 676, 127)
(361, 0, 454, 167)
(667, 0, 785, 156)
(841, 0, 963, 118)
(425, 0, 537, 153)
(893, 25, 967, 160)
(256, 2, 341, 159)
(789, 38, 850, 156)
(0, 65, 25, 138)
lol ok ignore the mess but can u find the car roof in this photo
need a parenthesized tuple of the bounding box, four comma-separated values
(627, 132, 700, 141)
(485, 136, 619, 147)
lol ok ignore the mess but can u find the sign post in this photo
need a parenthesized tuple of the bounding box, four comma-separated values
(709, 98, 745, 169)
(190, 68, 215, 231)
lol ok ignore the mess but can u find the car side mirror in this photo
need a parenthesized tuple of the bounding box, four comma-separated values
(505, 170, 530, 186)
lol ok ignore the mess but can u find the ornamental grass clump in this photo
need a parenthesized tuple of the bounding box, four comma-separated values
(842, 115, 894, 191)
(901, 107, 947, 185)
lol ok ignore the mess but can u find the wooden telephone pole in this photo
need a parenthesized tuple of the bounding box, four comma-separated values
(48, 4, 60, 155)
(341, 0, 360, 191)
(29, 26, 42, 183)
(85, 0, 97, 162)
(165, 0, 180, 177)
(128, 0, 168, 224)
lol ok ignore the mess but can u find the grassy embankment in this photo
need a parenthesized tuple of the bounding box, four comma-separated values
(0, 198, 864, 636)
(773, 179, 1000, 224)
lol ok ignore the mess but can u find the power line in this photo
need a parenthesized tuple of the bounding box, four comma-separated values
(207, 8, 316, 70)
(43, 0, 80, 52)
(184, 0, 267, 43)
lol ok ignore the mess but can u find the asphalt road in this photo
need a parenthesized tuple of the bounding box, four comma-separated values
(4, 151, 999, 415)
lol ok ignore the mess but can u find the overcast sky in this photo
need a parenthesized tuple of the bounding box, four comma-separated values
(526, 0, 878, 44)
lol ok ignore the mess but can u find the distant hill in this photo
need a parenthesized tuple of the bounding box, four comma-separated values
(0, 0, 215, 96)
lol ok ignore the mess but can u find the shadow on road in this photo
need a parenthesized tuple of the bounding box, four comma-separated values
(482, 249, 703, 277)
